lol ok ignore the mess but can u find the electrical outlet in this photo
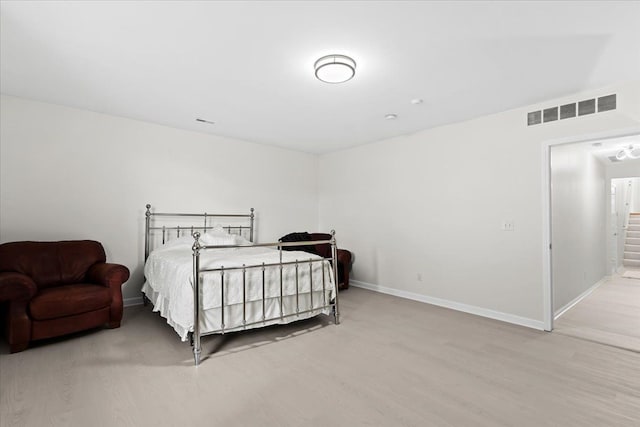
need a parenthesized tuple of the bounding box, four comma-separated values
(501, 220, 515, 231)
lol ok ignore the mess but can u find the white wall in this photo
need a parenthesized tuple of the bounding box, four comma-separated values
(550, 144, 606, 314)
(631, 178, 640, 213)
(607, 158, 640, 180)
(0, 95, 319, 301)
(319, 80, 640, 326)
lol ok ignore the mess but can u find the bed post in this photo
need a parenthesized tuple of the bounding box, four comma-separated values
(330, 230, 340, 325)
(143, 204, 152, 306)
(249, 208, 255, 242)
(192, 232, 202, 366)
(144, 204, 152, 261)
(278, 238, 284, 320)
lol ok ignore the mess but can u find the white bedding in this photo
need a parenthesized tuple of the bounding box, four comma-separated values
(142, 235, 336, 340)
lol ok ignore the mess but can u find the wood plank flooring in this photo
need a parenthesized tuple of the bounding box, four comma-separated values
(554, 273, 640, 352)
(1, 287, 639, 426)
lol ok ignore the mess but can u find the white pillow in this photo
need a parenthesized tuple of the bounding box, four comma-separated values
(233, 234, 253, 246)
(201, 231, 238, 246)
(202, 226, 253, 245)
(204, 226, 227, 236)
(155, 235, 195, 251)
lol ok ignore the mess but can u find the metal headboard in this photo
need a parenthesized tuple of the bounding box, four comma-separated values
(144, 204, 255, 261)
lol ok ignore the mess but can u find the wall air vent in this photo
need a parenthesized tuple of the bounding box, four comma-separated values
(527, 111, 542, 126)
(578, 99, 596, 116)
(598, 94, 616, 112)
(543, 107, 558, 123)
(560, 103, 576, 119)
(527, 94, 616, 126)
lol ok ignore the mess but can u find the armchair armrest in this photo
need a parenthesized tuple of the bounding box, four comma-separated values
(335, 249, 352, 289)
(86, 263, 129, 328)
(337, 249, 352, 266)
(86, 263, 130, 288)
(0, 272, 37, 302)
(0, 272, 36, 352)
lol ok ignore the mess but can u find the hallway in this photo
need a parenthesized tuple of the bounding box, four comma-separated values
(554, 272, 640, 352)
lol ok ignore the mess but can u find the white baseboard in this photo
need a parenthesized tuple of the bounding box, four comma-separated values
(124, 296, 144, 307)
(554, 276, 608, 320)
(350, 280, 545, 331)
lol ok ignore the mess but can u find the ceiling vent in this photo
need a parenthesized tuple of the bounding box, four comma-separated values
(527, 94, 616, 126)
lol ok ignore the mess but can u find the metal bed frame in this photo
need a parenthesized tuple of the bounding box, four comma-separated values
(143, 204, 340, 366)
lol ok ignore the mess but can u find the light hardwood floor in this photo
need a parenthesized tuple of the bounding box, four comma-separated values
(554, 273, 640, 352)
(1, 287, 639, 427)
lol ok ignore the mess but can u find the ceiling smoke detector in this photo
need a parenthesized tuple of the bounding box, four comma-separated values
(314, 54, 356, 84)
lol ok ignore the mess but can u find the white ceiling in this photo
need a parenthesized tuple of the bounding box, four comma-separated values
(1, 1, 639, 154)
(588, 134, 640, 164)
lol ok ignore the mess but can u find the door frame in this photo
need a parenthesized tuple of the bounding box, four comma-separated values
(541, 126, 640, 331)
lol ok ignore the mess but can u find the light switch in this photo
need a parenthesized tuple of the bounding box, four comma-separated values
(502, 220, 515, 231)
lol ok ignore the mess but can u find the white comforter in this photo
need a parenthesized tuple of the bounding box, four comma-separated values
(142, 237, 335, 340)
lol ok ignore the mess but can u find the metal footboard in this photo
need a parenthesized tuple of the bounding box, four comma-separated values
(190, 233, 340, 366)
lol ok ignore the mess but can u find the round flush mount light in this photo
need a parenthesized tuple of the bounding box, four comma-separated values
(385, 114, 398, 120)
(616, 144, 640, 160)
(314, 54, 356, 84)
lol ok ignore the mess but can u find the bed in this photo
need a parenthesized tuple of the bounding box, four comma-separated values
(141, 204, 340, 365)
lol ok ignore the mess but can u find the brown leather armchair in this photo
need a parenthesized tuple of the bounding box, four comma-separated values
(280, 232, 352, 290)
(0, 240, 130, 353)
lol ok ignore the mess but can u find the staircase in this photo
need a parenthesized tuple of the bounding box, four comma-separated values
(624, 212, 640, 268)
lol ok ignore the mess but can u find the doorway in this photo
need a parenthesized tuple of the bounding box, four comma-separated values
(546, 133, 640, 351)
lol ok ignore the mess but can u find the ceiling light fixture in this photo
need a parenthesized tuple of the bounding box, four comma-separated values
(385, 114, 398, 120)
(615, 144, 640, 160)
(314, 54, 356, 84)
(411, 98, 423, 105)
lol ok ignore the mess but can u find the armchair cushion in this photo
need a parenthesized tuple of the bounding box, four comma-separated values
(29, 284, 112, 320)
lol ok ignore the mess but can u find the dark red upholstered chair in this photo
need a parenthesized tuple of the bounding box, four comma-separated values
(280, 232, 352, 290)
(0, 240, 129, 353)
